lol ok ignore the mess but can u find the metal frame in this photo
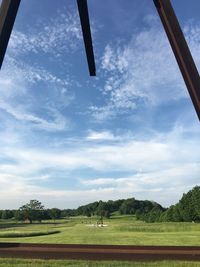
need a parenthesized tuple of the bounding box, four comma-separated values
(0, 243, 200, 261)
(0, 0, 21, 69)
(153, 0, 200, 120)
(0, 1, 200, 261)
(0, 0, 199, 111)
(77, 0, 96, 76)
(0, 0, 96, 76)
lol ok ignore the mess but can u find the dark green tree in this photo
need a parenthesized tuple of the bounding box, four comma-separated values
(14, 210, 24, 221)
(84, 207, 92, 217)
(1, 210, 14, 220)
(49, 208, 61, 222)
(18, 200, 44, 223)
(96, 201, 111, 223)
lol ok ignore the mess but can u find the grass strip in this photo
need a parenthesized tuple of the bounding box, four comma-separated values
(0, 230, 60, 238)
(0, 258, 200, 267)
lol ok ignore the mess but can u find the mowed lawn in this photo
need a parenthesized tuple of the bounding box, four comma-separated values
(0, 215, 200, 246)
(1, 216, 200, 266)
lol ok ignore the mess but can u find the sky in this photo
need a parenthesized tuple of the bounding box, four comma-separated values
(0, 0, 199, 209)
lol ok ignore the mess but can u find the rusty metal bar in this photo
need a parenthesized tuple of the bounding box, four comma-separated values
(0, 243, 200, 261)
(0, 0, 21, 69)
(153, 0, 200, 120)
(77, 0, 96, 76)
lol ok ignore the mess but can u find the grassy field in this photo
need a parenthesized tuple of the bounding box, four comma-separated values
(0, 215, 200, 246)
(0, 216, 200, 266)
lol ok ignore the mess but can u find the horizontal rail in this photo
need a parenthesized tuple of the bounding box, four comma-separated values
(0, 243, 200, 261)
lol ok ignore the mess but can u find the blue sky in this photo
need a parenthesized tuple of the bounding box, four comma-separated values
(0, 0, 199, 209)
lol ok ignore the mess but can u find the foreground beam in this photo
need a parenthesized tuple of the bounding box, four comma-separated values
(0, 0, 21, 69)
(153, 0, 200, 120)
(77, 0, 96, 76)
(0, 243, 200, 261)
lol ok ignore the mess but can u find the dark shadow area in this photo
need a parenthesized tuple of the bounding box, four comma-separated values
(0, 223, 30, 229)
(0, 242, 20, 248)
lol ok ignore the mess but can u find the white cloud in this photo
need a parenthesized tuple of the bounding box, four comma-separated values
(0, 101, 69, 131)
(87, 130, 116, 141)
(81, 162, 200, 194)
(81, 178, 116, 186)
(1, 126, 199, 175)
(184, 22, 200, 68)
(0, 174, 198, 209)
(8, 11, 81, 57)
(1, 56, 70, 91)
(89, 105, 117, 121)
(0, 8, 199, 209)
(0, 122, 199, 208)
(91, 18, 200, 120)
(0, 7, 83, 133)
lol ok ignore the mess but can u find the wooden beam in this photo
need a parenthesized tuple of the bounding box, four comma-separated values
(153, 0, 200, 120)
(0, 0, 21, 69)
(77, 0, 96, 76)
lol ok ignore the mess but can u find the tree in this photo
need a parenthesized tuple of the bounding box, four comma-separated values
(14, 210, 25, 221)
(147, 207, 163, 223)
(191, 186, 200, 221)
(18, 200, 44, 223)
(96, 201, 111, 222)
(178, 192, 195, 222)
(1, 210, 14, 220)
(84, 207, 92, 217)
(119, 199, 136, 215)
(61, 209, 76, 217)
(49, 208, 61, 222)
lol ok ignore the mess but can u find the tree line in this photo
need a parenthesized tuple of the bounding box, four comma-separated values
(75, 198, 165, 219)
(0, 186, 200, 223)
(0, 200, 63, 223)
(136, 186, 200, 223)
(0, 198, 164, 223)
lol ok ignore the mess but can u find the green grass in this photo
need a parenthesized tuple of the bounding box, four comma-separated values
(0, 217, 200, 266)
(0, 230, 60, 238)
(0, 259, 200, 267)
(0, 216, 200, 246)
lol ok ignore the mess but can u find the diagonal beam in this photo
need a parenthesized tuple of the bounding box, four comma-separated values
(153, 0, 200, 120)
(0, 0, 21, 69)
(77, 0, 96, 76)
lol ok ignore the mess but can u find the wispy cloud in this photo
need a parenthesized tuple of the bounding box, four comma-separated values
(81, 162, 200, 195)
(0, 60, 71, 131)
(0, 122, 199, 208)
(1, 124, 199, 175)
(8, 11, 81, 57)
(0, 3, 199, 210)
(86, 130, 116, 141)
(91, 17, 200, 120)
(0, 101, 69, 131)
(0, 9, 81, 132)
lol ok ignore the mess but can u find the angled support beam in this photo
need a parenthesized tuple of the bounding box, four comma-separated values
(0, 0, 21, 69)
(77, 0, 96, 76)
(153, 0, 200, 120)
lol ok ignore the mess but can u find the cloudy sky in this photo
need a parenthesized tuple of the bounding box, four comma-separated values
(0, 0, 199, 209)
